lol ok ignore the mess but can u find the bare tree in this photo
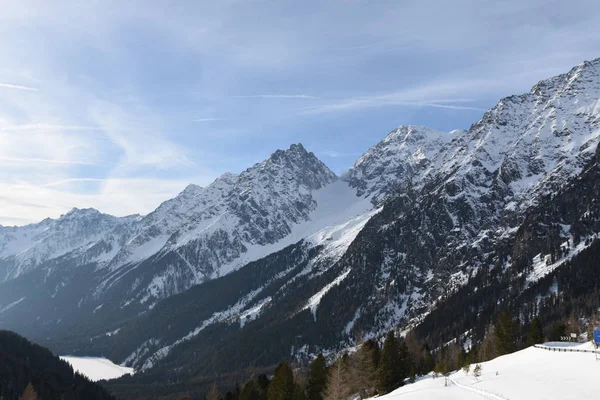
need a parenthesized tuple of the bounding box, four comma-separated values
(324, 360, 351, 400)
(206, 382, 222, 400)
(349, 342, 377, 398)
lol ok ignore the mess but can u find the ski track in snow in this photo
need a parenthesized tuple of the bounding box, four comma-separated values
(449, 379, 509, 400)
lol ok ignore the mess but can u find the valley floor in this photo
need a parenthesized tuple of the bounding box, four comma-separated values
(378, 343, 600, 400)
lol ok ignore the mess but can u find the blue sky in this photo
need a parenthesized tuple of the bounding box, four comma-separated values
(1, 0, 600, 225)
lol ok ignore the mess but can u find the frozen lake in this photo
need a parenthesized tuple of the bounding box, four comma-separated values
(60, 356, 134, 382)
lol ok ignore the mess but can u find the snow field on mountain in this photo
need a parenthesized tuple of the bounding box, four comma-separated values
(376, 343, 600, 400)
(218, 179, 375, 276)
(60, 356, 134, 382)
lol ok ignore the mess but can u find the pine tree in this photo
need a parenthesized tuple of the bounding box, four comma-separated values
(268, 362, 295, 400)
(307, 354, 327, 400)
(324, 360, 350, 400)
(494, 311, 516, 355)
(257, 374, 270, 400)
(240, 380, 260, 400)
(419, 344, 434, 375)
(397, 340, 410, 383)
(479, 324, 497, 361)
(526, 317, 544, 346)
(588, 313, 599, 341)
(377, 331, 403, 394)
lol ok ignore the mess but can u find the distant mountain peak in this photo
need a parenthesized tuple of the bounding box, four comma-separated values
(266, 143, 310, 164)
(179, 183, 203, 198)
(62, 207, 103, 219)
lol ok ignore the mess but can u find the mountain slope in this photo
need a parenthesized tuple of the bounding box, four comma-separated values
(377, 343, 600, 400)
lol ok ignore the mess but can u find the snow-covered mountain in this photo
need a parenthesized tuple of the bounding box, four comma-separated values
(0, 142, 382, 316)
(0, 209, 138, 282)
(2, 58, 600, 391)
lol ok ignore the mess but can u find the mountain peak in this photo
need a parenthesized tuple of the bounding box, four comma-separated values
(266, 143, 310, 163)
(289, 142, 307, 152)
(180, 183, 203, 198)
(255, 143, 336, 190)
(62, 207, 102, 219)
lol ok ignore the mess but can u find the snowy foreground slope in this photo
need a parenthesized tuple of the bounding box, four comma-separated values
(60, 356, 134, 382)
(378, 343, 599, 400)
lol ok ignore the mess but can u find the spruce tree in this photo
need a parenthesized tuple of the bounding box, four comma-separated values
(526, 317, 544, 346)
(257, 374, 270, 400)
(240, 380, 260, 400)
(377, 331, 402, 394)
(397, 340, 410, 384)
(588, 313, 599, 341)
(307, 354, 327, 400)
(419, 344, 434, 375)
(363, 339, 380, 370)
(268, 362, 295, 400)
(494, 311, 516, 355)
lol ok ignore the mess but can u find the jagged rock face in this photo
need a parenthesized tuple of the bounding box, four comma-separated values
(346, 125, 459, 202)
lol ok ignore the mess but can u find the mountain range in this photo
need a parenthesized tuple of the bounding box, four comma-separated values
(2, 57, 600, 398)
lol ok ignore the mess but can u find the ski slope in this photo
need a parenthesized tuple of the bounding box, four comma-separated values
(377, 343, 600, 400)
(60, 356, 134, 382)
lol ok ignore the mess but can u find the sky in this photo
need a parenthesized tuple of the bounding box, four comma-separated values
(1, 0, 600, 225)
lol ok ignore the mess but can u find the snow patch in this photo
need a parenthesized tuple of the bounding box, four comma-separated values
(303, 269, 351, 320)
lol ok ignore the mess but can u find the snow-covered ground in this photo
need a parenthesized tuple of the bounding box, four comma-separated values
(377, 343, 600, 400)
(60, 356, 134, 381)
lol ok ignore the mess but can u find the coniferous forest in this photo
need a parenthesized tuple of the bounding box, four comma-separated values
(0, 330, 115, 400)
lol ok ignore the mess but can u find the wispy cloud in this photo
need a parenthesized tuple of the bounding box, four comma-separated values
(418, 102, 487, 112)
(232, 94, 320, 99)
(0, 156, 95, 166)
(42, 178, 104, 187)
(0, 124, 102, 132)
(301, 80, 496, 115)
(0, 82, 38, 91)
(302, 98, 486, 114)
(193, 117, 226, 122)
